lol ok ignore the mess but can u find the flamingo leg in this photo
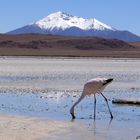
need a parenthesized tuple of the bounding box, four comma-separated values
(100, 92, 113, 119)
(94, 94, 96, 120)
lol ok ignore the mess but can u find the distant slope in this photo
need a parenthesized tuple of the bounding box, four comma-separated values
(130, 42, 140, 47)
(0, 34, 134, 50)
(7, 11, 140, 42)
(0, 34, 140, 57)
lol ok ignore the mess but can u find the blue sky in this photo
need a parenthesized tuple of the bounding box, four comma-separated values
(0, 0, 140, 36)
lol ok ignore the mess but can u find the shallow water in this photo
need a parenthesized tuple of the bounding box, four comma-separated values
(0, 57, 140, 140)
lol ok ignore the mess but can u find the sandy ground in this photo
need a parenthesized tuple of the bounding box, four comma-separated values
(0, 114, 74, 140)
(0, 114, 97, 140)
(0, 114, 59, 140)
(0, 114, 140, 140)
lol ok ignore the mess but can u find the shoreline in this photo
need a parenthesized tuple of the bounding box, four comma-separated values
(0, 113, 88, 140)
(1, 55, 140, 60)
(0, 113, 107, 140)
(0, 113, 139, 140)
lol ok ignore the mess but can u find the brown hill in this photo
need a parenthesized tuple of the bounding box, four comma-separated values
(129, 42, 140, 47)
(0, 34, 139, 57)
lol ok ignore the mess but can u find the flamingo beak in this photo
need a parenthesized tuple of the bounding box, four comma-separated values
(103, 78, 113, 85)
(71, 113, 76, 119)
(106, 78, 113, 83)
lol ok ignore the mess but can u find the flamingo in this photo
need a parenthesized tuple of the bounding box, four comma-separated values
(70, 77, 113, 119)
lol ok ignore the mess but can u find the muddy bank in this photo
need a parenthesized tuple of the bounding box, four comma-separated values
(0, 114, 93, 140)
(0, 114, 139, 140)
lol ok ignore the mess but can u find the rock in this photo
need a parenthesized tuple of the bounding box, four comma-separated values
(112, 98, 140, 105)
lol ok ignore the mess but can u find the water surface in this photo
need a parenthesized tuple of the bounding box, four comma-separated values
(0, 57, 140, 140)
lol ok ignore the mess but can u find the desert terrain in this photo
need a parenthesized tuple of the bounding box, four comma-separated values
(0, 34, 140, 57)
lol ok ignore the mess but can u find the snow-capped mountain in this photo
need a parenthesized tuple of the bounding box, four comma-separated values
(35, 11, 115, 31)
(7, 11, 140, 42)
